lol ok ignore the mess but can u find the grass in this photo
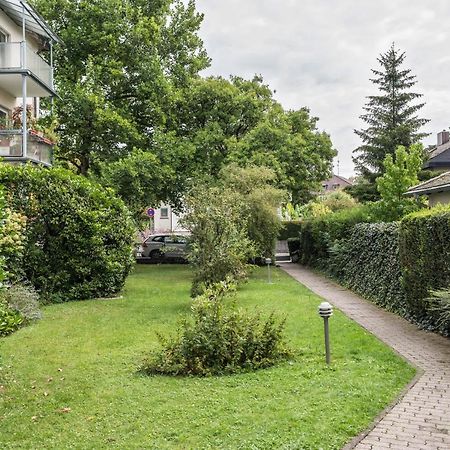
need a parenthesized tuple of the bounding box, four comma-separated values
(0, 265, 415, 449)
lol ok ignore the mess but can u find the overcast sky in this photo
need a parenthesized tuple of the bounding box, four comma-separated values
(195, 0, 449, 177)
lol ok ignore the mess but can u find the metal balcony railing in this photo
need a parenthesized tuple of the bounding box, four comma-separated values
(0, 41, 53, 89)
(0, 129, 53, 165)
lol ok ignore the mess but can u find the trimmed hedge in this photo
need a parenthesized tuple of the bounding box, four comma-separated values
(295, 204, 450, 335)
(299, 205, 375, 266)
(0, 165, 135, 302)
(400, 206, 450, 331)
(332, 223, 407, 313)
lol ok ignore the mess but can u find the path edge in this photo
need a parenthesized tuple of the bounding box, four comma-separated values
(279, 264, 424, 450)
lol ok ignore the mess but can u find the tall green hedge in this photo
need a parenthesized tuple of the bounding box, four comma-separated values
(0, 165, 135, 302)
(299, 205, 375, 266)
(333, 223, 407, 313)
(295, 204, 450, 335)
(400, 206, 450, 328)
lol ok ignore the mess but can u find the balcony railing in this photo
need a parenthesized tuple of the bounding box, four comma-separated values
(0, 129, 53, 165)
(0, 42, 53, 90)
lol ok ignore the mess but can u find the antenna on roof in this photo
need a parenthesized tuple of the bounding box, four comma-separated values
(337, 158, 340, 176)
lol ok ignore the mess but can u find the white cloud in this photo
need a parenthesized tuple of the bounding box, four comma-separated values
(196, 0, 450, 177)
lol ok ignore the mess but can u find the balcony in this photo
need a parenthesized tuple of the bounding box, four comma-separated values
(0, 42, 55, 97)
(0, 129, 53, 165)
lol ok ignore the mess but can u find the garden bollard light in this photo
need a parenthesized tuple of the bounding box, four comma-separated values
(265, 258, 272, 284)
(318, 301, 333, 364)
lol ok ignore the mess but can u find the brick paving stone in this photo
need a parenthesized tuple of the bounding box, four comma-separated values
(279, 263, 450, 450)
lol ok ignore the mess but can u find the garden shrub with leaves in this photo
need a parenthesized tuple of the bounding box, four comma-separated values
(140, 278, 291, 376)
(3, 283, 42, 321)
(0, 165, 135, 302)
(0, 301, 23, 337)
(183, 184, 254, 296)
(424, 289, 450, 336)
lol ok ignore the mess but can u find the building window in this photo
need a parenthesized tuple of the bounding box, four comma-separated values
(0, 29, 9, 43)
(160, 207, 169, 219)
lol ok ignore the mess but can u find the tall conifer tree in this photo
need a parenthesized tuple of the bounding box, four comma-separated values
(353, 44, 429, 178)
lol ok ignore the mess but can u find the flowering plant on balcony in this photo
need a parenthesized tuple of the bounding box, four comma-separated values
(10, 106, 58, 145)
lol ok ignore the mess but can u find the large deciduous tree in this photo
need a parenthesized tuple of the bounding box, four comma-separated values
(353, 44, 429, 179)
(33, 0, 210, 175)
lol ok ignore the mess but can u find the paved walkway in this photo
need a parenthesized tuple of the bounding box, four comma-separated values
(279, 263, 450, 450)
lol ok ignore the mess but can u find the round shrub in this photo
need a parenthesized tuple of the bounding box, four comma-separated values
(0, 165, 135, 302)
(140, 279, 291, 376)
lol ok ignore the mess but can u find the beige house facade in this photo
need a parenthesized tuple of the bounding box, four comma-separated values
(0, 0, 60, 165)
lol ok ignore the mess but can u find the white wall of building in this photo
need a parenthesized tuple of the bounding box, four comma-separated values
(152, 204, 189, 235)
(429, 191, 450, 207)
(0, 10, 42, 114)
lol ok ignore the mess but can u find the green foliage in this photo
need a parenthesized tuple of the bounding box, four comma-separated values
(96, 149, 176, 224)
(329, 223, 407, 313)
(183, 184, 254, 296)
(140, 278, 290, 376)
(0, 184, 27, 284)
(0, 165, 135, 302)
(183, 165, 285, 294)
(227, 104, 336, 204)
(354, 44, 429, 179)
(220, 164, 286, 259)
(34, 0, 209, 176)
(299, 205, 376, 266)
(344, 178, 380, 203)
(296, 201, 450, 334)
(3, 283, 42, 321)
(424, 289, 450, 336)
(0, 301, 23, 337)
(375, 144, 425, 221)
(279, 221, 302, 240)
(319, 190, 357, 212)
(0, 185, 6, 289)
(400, 205, 450, 328)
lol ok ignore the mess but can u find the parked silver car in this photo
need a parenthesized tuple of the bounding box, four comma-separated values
(140, 234, 189, 260)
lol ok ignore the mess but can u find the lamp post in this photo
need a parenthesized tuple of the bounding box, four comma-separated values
(265, 257, 272, 284)
(318, 301, 333, 364)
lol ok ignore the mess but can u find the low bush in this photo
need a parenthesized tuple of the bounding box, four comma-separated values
(140, 279, 291, 376)
(0, 301, 23, 337)
(0, 165, 135, 302)
(3, 283, 41, 321)
(424, 289, 450, 336)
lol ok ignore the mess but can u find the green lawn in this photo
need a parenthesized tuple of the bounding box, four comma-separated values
(0, 265, 415, 449)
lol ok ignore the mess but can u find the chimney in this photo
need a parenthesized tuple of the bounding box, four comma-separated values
(437, 130, 450, 146)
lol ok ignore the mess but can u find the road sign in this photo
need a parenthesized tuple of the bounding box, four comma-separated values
(146, 207, 155, 218)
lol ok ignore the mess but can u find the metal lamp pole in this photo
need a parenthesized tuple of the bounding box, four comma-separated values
(265, 257, 272, 284)
(318, 302, 333, 364)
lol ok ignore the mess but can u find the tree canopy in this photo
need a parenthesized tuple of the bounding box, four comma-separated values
(34, 0, 336, 211)
(353, 44, 429, 179)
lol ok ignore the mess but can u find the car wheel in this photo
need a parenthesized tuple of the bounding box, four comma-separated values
(149, 249, 164, 261)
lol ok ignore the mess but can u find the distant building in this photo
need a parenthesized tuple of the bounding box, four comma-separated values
(405, 171, 450, 206)
(152, 204, 189, 235)
(423, 131, 450, 171)
(321, 174, 352, 192)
